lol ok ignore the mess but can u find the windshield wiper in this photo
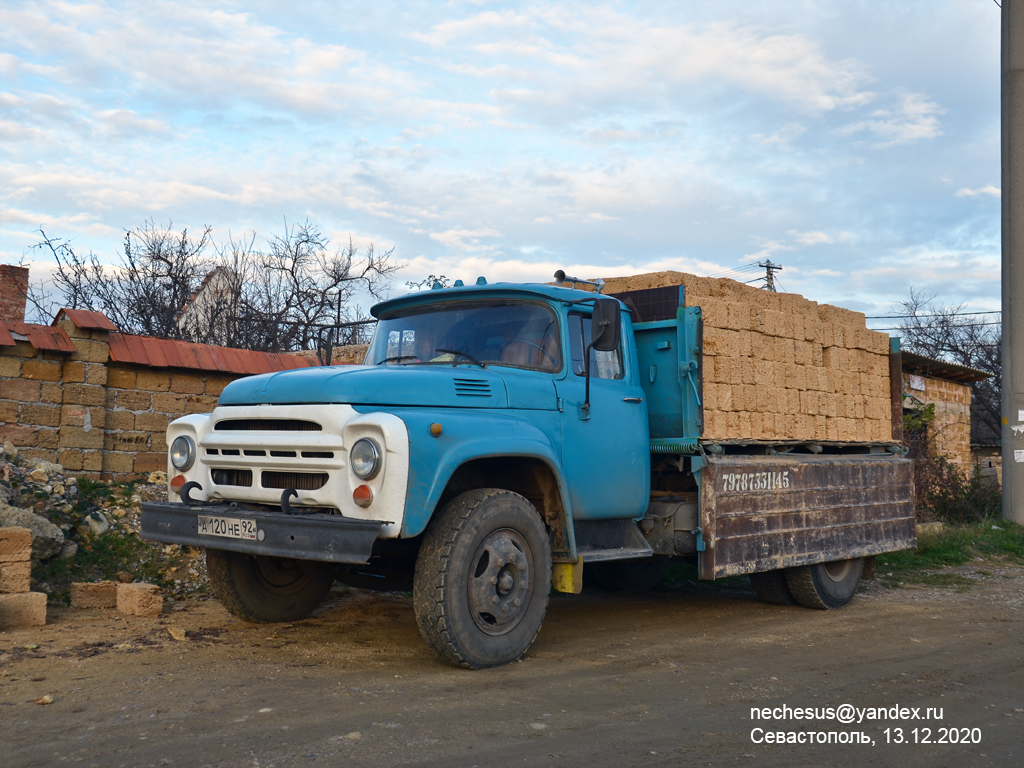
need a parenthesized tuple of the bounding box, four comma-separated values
(434, 348, 486, 368)
(376, 355, 418, 365)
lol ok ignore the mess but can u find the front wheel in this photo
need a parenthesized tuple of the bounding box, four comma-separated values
(413, 489, 552, 669)
(206, 549, 334, 622)
(784, 557, 864, 610)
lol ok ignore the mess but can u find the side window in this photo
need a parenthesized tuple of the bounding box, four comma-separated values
(568, 313, 623, 379)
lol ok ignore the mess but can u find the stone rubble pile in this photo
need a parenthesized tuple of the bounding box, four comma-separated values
(0, 441, 206, 609)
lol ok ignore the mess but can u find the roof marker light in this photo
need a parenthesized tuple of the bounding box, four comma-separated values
(476, 276, 487, 285)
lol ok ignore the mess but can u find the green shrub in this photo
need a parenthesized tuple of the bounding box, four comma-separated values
(914, 454, 1001, 524)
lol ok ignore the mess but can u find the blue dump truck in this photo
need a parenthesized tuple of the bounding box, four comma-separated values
(141, 276, 915, 668)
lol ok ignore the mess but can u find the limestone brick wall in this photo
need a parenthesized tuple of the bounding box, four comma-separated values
(604, 271, 893, 443)
(903, 372, 973, 469)
(97, 364, 237, 476)
(0, 321, 246, 478)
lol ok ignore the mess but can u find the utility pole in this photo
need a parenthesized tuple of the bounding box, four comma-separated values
(758, 260, 783, 292)
(1003, 0, 1024, 523)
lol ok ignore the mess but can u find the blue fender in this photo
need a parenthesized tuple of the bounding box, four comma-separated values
(356, 406, 576, 557)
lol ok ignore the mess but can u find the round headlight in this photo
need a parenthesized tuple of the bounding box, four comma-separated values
(170, 435, 196, 471)
(350, 438, 381, 480)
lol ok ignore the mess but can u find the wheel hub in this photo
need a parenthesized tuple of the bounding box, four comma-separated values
(468, 528, 532, 635)
(823, 559, 853, 583)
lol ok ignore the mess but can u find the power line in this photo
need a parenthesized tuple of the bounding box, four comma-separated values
(870, 321, 1003, 331)
(707, 262, 762, 279)
(866, 310, 1001, 319)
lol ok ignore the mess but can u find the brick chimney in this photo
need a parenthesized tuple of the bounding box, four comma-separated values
(0, 265, 29, 323)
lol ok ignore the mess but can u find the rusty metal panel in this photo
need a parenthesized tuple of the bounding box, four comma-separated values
(699, 454, 915, 579)
(54, 309, 118, 331)
(0, 322, 15, 346)
(25, 324, 77, 353)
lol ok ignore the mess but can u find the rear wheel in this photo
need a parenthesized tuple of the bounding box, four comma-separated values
(413, 489, 552, 669)
(749, 569, 798, 606)
(206, 549, 334, 622)
(784, 557, 864, 610)
(588, 557, 670, 592)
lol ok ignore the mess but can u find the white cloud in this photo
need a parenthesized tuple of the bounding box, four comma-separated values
(955, 185, 1000, 199)
(839, 91, 944, 147)
(787, 230, 851, 246)
(752, 123, 807, 148)
(428, 227, 503, 253)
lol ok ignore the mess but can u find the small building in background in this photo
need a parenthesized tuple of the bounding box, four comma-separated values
(901, 352, 994, 482)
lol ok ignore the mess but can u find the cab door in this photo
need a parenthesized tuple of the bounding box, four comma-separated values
(554, 309, 650, 520)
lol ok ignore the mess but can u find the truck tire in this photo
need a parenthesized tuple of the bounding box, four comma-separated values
(206, 549, 334, 623)
(749, 569, 798, 606)
(413, 489, 552, 669)
(588, 557, 669, 592)
(784, 557, 864, 610)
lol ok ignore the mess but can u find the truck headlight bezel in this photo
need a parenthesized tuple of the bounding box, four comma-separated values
(350, 438, 382, 480)
(170, 435, 196, 471)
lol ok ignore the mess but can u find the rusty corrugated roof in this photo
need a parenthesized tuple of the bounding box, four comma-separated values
(53, 308, 118, 331)
(0, 323, 14, 347)
(0, 320, 77, 353)
(902, 352, 992, 385)
(107, 333, 316, 375)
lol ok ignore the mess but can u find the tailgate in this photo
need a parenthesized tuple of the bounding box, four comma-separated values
(698, 454, 915, 579)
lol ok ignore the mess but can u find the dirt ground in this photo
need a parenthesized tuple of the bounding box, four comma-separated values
(1, 565, 1021, 768)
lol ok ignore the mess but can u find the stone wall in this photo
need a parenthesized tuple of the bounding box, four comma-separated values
(904, 372, 973, 470)
(1, 320, 253, 478)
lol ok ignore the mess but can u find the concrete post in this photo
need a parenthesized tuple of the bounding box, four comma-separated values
(1003, 0, 1024, 523)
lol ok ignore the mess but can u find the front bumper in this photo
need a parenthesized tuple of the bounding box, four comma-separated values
(141, 501, 382, 564)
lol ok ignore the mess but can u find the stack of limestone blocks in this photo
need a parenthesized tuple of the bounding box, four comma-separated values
(70, 580, 163, 617)
(0, 527, 46, 629)
(603, 271, 893, 443)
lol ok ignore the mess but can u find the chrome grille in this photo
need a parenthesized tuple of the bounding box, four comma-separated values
(261, 471, 329, 491)
(215, 419, 322, 432)
(211, 469, 253, 487)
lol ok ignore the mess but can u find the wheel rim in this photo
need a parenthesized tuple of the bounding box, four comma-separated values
(822, 559, 853, 583)
(254, 557, 310, 595)
(467, 528, 533, 636)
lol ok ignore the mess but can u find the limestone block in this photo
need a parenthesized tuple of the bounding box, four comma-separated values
(0, 561, 32, 593)
(106, 366, 137, 389)
(116, 582, 164, 617)
(136, 370, 170, 392)
(0, 527, 33, 562)
(0, 355, 23, 377)
(0, 378, 41, 402)
(71, 338, 109, 363)
(21, 360, 62, 381)
(70, 580, 119, 608)
(0, 591, 46, 628)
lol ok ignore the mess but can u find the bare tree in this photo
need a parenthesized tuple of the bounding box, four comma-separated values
(31, 219, 398, 353)
(895, 288, 1001, 445)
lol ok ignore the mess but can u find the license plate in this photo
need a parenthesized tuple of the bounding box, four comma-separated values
(197, 515, 258, 540)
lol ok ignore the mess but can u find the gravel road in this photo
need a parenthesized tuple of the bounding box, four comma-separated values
(1, 565, 1021, 768)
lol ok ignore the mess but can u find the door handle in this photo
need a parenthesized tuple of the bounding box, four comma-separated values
(622, 397, 643, 404)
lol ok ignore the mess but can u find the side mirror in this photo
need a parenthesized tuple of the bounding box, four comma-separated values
(590, 298, 621, 352)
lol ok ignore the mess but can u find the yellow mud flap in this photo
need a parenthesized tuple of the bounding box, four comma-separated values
(552, 560, 583, 594)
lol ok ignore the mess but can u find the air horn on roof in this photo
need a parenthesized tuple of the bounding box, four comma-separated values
(553, 270, 605, 294)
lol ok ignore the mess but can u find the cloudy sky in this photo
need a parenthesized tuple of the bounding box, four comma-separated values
(0, 0, 1002, 326)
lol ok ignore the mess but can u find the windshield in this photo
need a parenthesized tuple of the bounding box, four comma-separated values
(366, 300, 562, 372)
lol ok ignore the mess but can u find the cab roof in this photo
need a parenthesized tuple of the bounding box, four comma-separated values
(370, 281, 612, 318)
